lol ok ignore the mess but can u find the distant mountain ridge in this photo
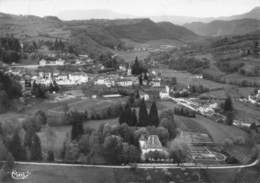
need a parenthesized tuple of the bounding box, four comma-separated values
(184, 18, 260, 37)
(151, 7, 260, 25)
(0, 12, 198, 56)
(58, 9, 135, 20)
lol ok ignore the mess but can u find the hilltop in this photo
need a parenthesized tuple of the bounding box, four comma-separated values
(0, 13, 198, 57)
(184, 19, 260, 36)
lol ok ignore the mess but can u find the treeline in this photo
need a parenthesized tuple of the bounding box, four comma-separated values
(99, 53, 121, 70)
(0, 36, 21, 64)
(189, 84, 209, 94)
(0, 111, 48, 163)
(131, 57, 147, 75)
(62, 108, 178, 165)
(169, 56, 209, 74)
(174, 107, 196, 118)
(119, 100, 178, 140)
(119, 100, 159, 127)
(0, 72, 22, 113)
(203, 71, 260, 87)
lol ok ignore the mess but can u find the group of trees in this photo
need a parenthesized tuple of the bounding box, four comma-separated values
(0, 72, 22, 113)
(174, 107, 196, 118)
(5, 111, 47, 162)
(52, 39, 65, 51)
(168, 138, 191, 164)
(69, 111, 85, 140)
(169, 56, 209, 74)
(99, 53, 120, 70)
(31, 80, 59, 98)
(131, 57, 147, 75)
(31, 81, 48, 98)
(189, 84, 209, 94)
(63, 107, 178, 165)
(119, 100, 159, 127)
(0, 36, 21, 64)
(63, 123, 141, 165)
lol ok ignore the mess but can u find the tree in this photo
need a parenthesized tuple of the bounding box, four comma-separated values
(121, 143, 140, 164)
(8, 131, 26, 161)
(47, 150, 55, 162)
(160, 110, 177, 139)
(31, 82, 47, 98)
(225, 111, 234, 126)
(112, 124, 134, 145)
(103, 135, 123, 164)
(138, 99, 149, 127)
(0, 90, 10, 113)
(64, 142, 80, 162)
(30, 133, 42, 161)
(78, 134, 91, 155)
(131, 56, 140, 75)
(168, 139, 191, 164)
(159, 118, 177, 139)
(119, 104, 132, 125)
(34, 110, 47, 128)
(223, 96, 233, 112)
(128, 94, 135, 106)
(138, 75, 143, 86)
(149, 101, 159, 126)
(119, 108, 126, 124)
(223, 96, 234, 126)
(0, 71, 22, 99)
(70, 111, 84, 140)
(131, 109, 138, 126)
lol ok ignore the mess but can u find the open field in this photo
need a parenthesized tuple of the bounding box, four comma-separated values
(49, 97, 126, 114)
(192, 115, 249, 144)
(158, 100, 249, 144)
(154, 68, 227, 89)
(233, 101, 260, 123)
(115, 39, 182, 63)
(115, 50, 150, 63)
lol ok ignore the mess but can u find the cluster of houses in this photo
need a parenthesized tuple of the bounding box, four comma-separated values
(248, 89, 260, 105)
(169, 97, 219, 117)
(30, 71, 88, 87)
(94, 75, 139, 88)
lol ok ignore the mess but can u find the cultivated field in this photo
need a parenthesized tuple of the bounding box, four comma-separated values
(154, 68, 227, 89)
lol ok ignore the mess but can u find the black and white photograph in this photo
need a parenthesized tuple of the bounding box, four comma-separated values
(0, 0, 260, 182)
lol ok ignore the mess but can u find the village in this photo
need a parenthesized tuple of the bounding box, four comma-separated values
(1, 50, 255, 167)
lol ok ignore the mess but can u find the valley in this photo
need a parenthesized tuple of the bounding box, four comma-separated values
(0, 5, 260, 183)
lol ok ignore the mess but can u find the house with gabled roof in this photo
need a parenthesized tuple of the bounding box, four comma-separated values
(139, 135, 169, 160)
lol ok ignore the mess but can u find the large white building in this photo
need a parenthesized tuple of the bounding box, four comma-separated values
(139, 135, 169, 160)
(33, 72, 88, 86)
(39, 58, 65, 66)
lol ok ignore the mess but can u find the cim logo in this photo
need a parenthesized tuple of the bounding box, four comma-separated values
(11, 169, 31, 180)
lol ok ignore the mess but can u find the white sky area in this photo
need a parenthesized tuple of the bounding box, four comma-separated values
(0, 0, 259, 17)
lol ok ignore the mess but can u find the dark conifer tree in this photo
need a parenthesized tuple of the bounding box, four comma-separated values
(138, 75, 143, 86)
(70, 112, 84, 140)
(138, 99, 149, 126)
(30, 133, 42, 161)
(9, 131, 26, 161)
(131, 109, 138, 126)
(124, 104, 132, 125)
(223, 96, 233, 112)
(149, 101, 159, 126)
(119, 108, 126, 124)
(47, 150, 55, 162)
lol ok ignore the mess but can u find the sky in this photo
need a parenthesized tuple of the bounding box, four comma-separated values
(0, 0, 260, 18)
